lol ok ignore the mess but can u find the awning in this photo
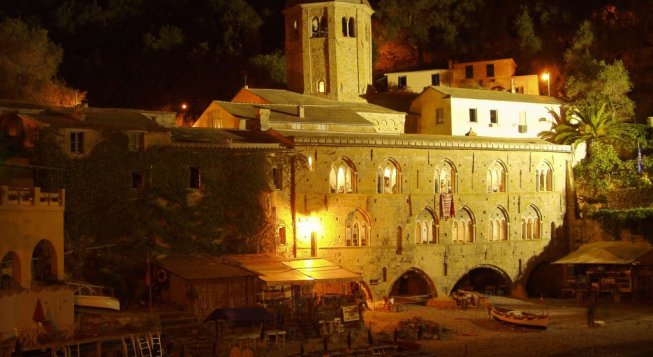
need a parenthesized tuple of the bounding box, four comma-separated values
(552, 241, 653, 265)
(226, 255, 360, 285)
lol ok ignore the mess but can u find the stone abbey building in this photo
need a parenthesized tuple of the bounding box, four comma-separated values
(192, 0, 574, 303)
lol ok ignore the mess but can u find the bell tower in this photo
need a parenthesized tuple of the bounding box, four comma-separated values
(284, 0, 374, 102)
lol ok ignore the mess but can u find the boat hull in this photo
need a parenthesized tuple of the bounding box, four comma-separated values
(490, 305, 548, 329)
(74, 295, 120, 311)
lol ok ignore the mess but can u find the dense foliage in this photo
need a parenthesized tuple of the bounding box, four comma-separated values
(31, 130, 279, 303)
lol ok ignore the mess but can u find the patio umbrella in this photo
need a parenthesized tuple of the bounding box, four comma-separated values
(367, 328, 373, 346)
(393, 328, 398, 343)
(33, 298, 45, 323)
(323, 336, 329, 353)
(300, 343, 304, 356)
(347, 332, 352, 349)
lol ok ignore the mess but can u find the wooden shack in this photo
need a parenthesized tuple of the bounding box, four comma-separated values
(157, 256, 259, 320)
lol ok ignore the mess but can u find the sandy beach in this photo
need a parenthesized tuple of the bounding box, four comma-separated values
(275, 296, 653, 357)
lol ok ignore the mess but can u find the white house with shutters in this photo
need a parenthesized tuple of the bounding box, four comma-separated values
(407, 86, 562, 138)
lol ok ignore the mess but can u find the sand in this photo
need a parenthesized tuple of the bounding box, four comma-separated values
(275, 296, 653, 357)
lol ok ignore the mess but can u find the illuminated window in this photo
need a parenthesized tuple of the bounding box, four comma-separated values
(329, 157, 356, 194)
(452, 207, 475, 243)
(536, 161, 553, 192)
(434, 160, 457, 193)
(435, 108, 444, 124)
(487, 160, 506, 193)
(377, 159, 401, 194)
(189, 166, 201, 189)
(488, 207, 508, 241)
(70, 131, 85, 154)
(521, 205, 541, 240)
(416, 208, 439, 244)
(345, 209, 370, 246)
(317, 80, 326, 93)
(311, 17, 319, 37)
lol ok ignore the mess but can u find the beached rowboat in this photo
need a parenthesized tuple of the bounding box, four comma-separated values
(489, 305, 549, 329)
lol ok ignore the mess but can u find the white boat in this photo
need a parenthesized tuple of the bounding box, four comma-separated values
(490, 305, 548, 329)
(74, 294, 121, 310)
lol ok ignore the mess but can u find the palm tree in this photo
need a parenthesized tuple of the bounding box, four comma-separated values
(539, 102, 637, 159)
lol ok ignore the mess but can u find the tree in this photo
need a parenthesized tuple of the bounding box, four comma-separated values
(515, 6, 542, 56)
(249, 50, 287, 86)
(563, 21, 635, 121)
(376, 0, 482, 64)
(0, 17, 83, 106)
(540, 103, 638, 158)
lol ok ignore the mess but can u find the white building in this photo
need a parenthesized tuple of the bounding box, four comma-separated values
(408, 86, 561, 138)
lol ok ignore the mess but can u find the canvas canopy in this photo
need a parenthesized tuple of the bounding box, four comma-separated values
(227, 255, 360, 286)
(552, 241, 653, 265)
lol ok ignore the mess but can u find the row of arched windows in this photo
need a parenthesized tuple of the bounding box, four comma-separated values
(341, 205, 545, 247)
(309, 16, 357, 38)
(327, 157, 554, 194)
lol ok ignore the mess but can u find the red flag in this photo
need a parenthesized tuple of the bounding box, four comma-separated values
(33, 298, 45, 323)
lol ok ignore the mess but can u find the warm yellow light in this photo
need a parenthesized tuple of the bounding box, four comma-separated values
(297, 215, 322, 239)
(541, 72, 550, 81)
(181, 103, 188, 110)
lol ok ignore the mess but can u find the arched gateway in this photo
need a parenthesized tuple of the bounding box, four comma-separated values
(388, 268, 437, 304)
(452, 265, 512, 296)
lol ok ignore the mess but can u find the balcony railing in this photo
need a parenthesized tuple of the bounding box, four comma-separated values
(0, 185, 65, 207)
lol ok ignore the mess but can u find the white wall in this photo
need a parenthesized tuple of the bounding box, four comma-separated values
(386, 70, 451, 93)
(449, 98, 557, 138)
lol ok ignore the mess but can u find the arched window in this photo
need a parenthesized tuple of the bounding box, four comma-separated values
(320, 15, 328, 36)
(329, 157, 356, 193)
(348, 17, 356, 37)
(311, 17, 320, 37)
(434, 160, 457, 193)
(317, 80, 326, 93)
(416, 208, 438, 244)
(488, 206, 509, 241)
(342, 17, 348, 36)
(345, 209, 370, 246)
(487, 160, 507, 193)
(521, 205, 541, 240)
(536, 161, 553, 191)
(452, 207, 475, 243)
(377, 158, 401, 194)
(1, 252, 21, 289)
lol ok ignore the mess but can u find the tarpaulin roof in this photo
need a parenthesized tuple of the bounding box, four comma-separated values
(204, 307, 274, 323)
(226, 255, 360, 285)
(552, 241, 653, 265)
(157, 256, 257, 280)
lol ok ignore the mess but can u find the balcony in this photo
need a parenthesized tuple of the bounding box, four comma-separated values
(0, 185, 65, 207)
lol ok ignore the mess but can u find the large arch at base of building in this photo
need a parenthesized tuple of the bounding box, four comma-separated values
(451, 265, 512, 297)
(31, 239, 58, 284)
(387, 268, 437, 304)
(1, 251, 21, 289)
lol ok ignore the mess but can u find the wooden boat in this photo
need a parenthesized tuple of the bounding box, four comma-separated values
(489, 305, 549, 329)
(74, 294, 121, 310)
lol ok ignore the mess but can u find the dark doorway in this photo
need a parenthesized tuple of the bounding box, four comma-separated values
(389, 269, 435, 303)
(452, 267, 511, 296)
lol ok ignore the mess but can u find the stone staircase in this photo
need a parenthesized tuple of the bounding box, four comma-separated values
(159, 310, 214, 356)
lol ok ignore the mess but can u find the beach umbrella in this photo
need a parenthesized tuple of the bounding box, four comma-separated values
(33, 298, 45, 323)
(367, 328, 373, 346)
